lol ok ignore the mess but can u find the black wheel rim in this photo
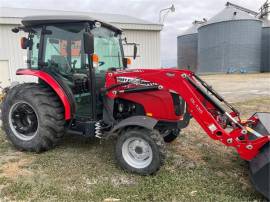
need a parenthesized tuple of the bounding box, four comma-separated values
(9, 101, 38, 141)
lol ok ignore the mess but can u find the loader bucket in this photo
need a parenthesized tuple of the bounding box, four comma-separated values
(249, 113, 270, 199)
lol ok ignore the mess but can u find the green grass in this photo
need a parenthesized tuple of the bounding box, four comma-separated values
(0, 97, 269, 201)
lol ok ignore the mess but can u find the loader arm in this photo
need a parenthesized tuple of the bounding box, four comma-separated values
(105, 69, 270, 161)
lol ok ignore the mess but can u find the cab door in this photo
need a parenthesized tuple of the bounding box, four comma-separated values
(42, 24, 93, 118)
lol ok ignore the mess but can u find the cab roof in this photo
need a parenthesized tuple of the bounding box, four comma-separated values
(21, 15, 122, 33)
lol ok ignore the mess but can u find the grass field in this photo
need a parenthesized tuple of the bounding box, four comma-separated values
(0, 74, 269, 201)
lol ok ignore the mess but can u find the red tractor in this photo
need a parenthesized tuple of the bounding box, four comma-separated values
(1, 15, 269, 199)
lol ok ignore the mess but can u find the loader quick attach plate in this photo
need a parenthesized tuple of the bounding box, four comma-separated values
(249, 113, 270, 199)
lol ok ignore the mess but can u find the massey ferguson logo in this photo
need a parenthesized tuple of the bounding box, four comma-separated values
(116, 76, 158, 86)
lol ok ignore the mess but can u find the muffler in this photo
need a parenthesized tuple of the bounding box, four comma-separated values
(249, 113, 270, 199)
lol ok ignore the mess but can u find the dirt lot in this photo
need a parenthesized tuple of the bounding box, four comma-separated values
(202, 73, 270, 102)
(0, 73, 269, 201)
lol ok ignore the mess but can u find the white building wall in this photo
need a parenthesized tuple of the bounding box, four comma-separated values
(0, 24, 36, 83)
(123, 30, 161, 68)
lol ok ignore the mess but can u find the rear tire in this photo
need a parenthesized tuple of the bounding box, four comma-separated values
(1, 83, 65, 152)
(115, 127, 166, 175)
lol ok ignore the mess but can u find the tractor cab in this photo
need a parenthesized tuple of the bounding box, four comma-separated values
(13, 15, 136, 120)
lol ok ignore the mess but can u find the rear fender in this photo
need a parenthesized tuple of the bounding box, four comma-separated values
(16, 69, 72, 120)
(111, 116, 158, 133)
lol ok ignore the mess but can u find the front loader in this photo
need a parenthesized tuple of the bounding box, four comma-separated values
(1, 15, 269, 199)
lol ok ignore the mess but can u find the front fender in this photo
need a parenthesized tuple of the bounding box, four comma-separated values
(111, 116, 158, 133)
(16, 69, 72, 120)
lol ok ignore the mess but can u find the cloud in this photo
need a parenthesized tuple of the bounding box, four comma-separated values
(1, 0, 265, 67)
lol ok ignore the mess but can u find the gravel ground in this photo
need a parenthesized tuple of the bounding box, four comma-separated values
(201, 73, 270, 102)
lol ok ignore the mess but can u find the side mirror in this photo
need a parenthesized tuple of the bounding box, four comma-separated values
(20, 37, 32, 49)
(12, 27, 20, 33)
(20, 37, 28, 49)
(83, 32, 94, 55)
(133, 44, 137, 60)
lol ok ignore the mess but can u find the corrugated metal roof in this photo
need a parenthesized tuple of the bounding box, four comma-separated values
(201, 5, 260, 27)
(0, 7, 162, 30)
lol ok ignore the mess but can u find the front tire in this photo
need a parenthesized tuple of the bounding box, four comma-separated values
(1, 83, 65, 152)
(162, 129, 180, 143)
(115, 127, 166, 175)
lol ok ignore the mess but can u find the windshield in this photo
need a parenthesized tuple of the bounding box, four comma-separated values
(92, 27, 123, 72)
(26, 23, 123, 73)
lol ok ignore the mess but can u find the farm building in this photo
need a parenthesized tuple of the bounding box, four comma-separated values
(0, 7, 163, 87)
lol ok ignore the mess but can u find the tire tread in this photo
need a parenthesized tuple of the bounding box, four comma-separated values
(1, 83, 65, 152)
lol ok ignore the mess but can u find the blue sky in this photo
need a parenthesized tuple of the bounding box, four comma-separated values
(0, 0, 265, 67)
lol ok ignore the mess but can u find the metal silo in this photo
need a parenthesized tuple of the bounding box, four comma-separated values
(260, 1, 270, 72)
(177, 21, 205, 72)
(198, 3, 262, 73)
(261, 21, 270, 72)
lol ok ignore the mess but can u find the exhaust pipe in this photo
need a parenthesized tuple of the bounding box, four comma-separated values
(249, 113, 270, 199)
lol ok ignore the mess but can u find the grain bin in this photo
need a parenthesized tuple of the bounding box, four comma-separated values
(261, 20, 270, 72)
(260, 1, 270, 72)
(198, 4, 262, 73)
(177, 21, 205, 72)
